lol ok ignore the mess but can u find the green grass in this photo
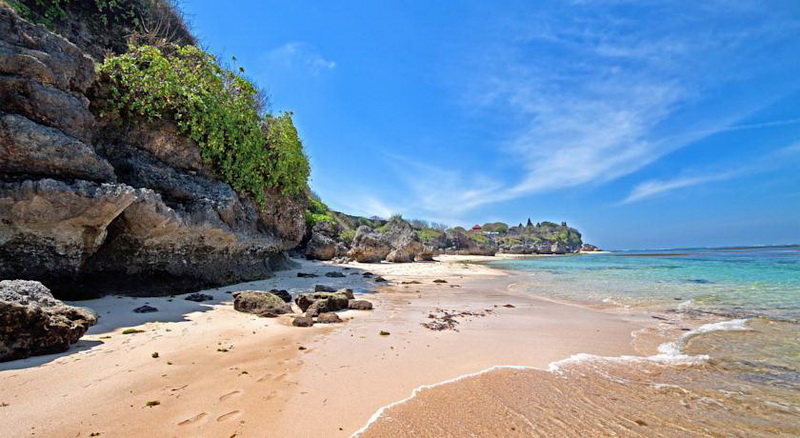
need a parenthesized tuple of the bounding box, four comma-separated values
(121, 328, 145, 335)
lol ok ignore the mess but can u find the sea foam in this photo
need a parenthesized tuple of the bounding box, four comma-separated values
(353, 319, 752, 436)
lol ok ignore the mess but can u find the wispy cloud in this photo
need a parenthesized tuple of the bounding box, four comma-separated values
(388, 1, 799, 219)
(264, 42, 335, 75)
(622, 172, 736, 204)
(622, 140, 800, 203)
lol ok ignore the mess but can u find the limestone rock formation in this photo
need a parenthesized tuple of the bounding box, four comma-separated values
(0, 5, 306, 298)
(0, 280, 97, 361)
(347, 226, 392, 263)
(383, 219, 424, 263)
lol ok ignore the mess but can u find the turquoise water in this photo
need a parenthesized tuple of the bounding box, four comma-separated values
(490, 245, 800, 321)
(490, 245, 800, 429)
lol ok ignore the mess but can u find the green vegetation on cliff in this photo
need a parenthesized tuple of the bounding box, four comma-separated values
(305, 196, 337, 227)
(96, 44, 310, 204)
(6, 0, 194, 57)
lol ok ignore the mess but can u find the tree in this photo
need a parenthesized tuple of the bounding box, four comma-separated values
(431, 222, 449, 231)
(526, 218, 533, 227)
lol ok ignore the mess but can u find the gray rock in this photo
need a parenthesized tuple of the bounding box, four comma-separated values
(324, 271, 345, 278)
(347, 226, 392, 263)
(233, 291, 292, 317)
(185, 293, 213, 302)
(0, 280, 96, 362)
(295, 292, 350, 313)
(0, 114, 114, 181)
(304, 232, 338, 261)
(314, 284, 337, 292)
(133, 305, 158, 313)
(268, 289, 292, 303)
(337, 289, 355, 300)
(383, 219, 423, 263)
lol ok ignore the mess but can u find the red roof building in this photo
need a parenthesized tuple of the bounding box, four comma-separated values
(471, 224, 482, 232)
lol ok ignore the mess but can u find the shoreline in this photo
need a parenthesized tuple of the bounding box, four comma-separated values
(1, 255, 656, 437)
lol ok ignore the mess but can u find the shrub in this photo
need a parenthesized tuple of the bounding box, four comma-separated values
(417, 228, 444, 242)
(482, 222, 509, 233)
(339, 229, 356, 244)
(96, 44, 309, 206)
(468, 232, 489, 244)
(305, 197, 336, 227)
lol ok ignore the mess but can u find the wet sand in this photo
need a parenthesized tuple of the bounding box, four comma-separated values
(0, 255, 651, 437)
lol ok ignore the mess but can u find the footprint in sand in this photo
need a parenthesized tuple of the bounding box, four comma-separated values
(178, 412, 208, 426)
(219, 390, 242, 401)
(216, 410, 241, 422)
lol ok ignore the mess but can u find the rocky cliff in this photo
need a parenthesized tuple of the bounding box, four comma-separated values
(301, 207, 586, 262)
(0, 4, 307, 298)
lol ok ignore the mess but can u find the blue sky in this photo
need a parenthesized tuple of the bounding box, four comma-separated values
(182, 0, 800, 249)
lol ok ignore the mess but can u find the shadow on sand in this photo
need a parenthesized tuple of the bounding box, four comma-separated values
(1, 258, 379, 370)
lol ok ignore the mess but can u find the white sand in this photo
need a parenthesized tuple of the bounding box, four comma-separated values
(0, 255, 648, 437)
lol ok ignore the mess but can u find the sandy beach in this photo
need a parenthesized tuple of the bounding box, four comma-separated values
(0, 255, 652, 437)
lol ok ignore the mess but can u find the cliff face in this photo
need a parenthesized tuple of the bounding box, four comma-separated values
(0, 5, 306, 298)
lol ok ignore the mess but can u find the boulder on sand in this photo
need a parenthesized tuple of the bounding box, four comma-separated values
(292, 316, 314, 327)
(295, 291, 351, 313)
(348, 299, 373, 310)
(233, 291, 292, 317)
(317, 312, 342, 324)
(347, 226, 392, 263)
(0, 280, 97, 362)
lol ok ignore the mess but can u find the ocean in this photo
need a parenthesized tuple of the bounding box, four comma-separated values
(491, 246, 800, 436)
(361, 246, 800, 436)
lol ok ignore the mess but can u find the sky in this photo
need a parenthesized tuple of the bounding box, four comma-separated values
(181, 0, 800, 249)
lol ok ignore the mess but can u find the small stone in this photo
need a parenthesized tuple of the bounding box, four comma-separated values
(314, 284, 336, 292)
(379, 330, 390, 336)
(374, 276, 388, 283)
(433, 279, 447, 284)
(297, 273, 317, 278)
(185, 293, 213, 302)
(133, 305, 158, 313)
(324, 271, 345, 278)
(268, 289, 292, 303)
(348, 300, 373, 310)
(292, 316, 315, 327)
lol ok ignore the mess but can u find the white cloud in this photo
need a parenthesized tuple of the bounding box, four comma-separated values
(622, 173, 736, 204)
(387, 1, 798, 219)
(621, 140, 800, 204)
(264, 42, 335, 75)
